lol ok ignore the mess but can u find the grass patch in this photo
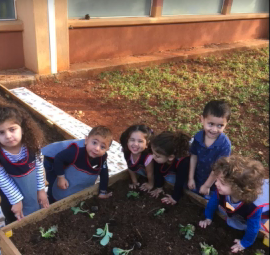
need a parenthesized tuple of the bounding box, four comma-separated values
(98, 47, 269, 166)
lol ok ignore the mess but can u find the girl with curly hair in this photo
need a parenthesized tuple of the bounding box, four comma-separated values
(0, 103, 49, 224)
(150, 131, 191, 205)
(199, 155, 269, 253)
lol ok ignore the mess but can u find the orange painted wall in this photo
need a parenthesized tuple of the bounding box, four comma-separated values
(69, 18, 269, 64)
(0, 32, 24, 70)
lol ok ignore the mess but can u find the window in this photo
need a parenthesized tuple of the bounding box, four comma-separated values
(68, 0, 152, 18)
(231, 0, 269, 14)
(162, 0, 224, 16)
(0, 0, 16, 20)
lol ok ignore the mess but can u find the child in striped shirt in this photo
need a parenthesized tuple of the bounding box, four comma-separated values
(0, 104, 49, 224)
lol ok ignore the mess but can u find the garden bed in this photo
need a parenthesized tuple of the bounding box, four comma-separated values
(2, 172, 267, 255)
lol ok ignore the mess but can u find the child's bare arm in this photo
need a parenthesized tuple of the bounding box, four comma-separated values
(188, 154, 197, 190)
(199, 171, 217, 195)
(140, 160, 154, 191)
(128, 169, 139, 189)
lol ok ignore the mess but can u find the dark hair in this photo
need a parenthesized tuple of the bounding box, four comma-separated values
(120, 124, 153, 154)
(151, 131, 191, 158)
(88, 125, 113, 145)
(212, 155, 267, 203)
(203, 100, 231, 121)
(0, 103, 44, 156)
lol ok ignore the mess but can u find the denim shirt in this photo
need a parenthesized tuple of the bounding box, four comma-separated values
(190, 130, 231, 188)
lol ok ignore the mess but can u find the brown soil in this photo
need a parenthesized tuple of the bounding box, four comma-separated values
(12, 178, 268, 255)
(29, 77, 154, 142)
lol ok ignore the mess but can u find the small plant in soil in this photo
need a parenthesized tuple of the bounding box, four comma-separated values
(71, 201, 95, 218)
(39, 225, 58, 239)
(113, 246, 134, 255)
(255, 249, 265, 255)
(93, 223, 113, 246)
(200, 242, 218, 255)
(179, 223, 195, 240)
(154, 208, 165, 217)
(127, 191, 140, 199)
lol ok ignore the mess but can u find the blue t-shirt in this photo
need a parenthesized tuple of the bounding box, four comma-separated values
(190, 130, 231, 188)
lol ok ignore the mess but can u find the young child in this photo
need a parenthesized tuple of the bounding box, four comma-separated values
(42, 126, 113, 202)
(150, 131, 191, 205)
(120, 124, 154, 191)
(188, 100, 231, 197)
(0, 104, 49, 224)
(199, 155, 269, 253)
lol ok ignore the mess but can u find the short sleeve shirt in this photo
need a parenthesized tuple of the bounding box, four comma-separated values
(190, 130, 231, 188)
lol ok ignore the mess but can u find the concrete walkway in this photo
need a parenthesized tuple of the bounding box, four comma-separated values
(0, 39, 268, 89)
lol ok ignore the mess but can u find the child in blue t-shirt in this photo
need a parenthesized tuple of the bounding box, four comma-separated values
(188, 100, 231, 197)
(42, 126, 113, 203)
(199, 155, 269, 253)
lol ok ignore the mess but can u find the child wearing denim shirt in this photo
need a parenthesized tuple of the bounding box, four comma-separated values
(188, 100, 231, 197)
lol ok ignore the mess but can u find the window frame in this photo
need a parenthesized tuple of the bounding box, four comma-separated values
(0, 0, 17, 21)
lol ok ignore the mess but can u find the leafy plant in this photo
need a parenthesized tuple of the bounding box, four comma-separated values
(255, 249, 265, 255)
(200, 242, 218, 255)
(112, 246, 134, 255)
(127, 191, 140, 199)
(71, 201, 95, 218)
(179, 224, 195, 240)
(39, 225, 58, 238)
(154, 208, 165, 217)
(93, 223, 113, 246)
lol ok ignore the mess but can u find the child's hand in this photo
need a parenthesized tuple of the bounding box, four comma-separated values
(140, 182, 153, 192)
(231, 239, 245, 253)
(98, 192, 113, 199)
(11, 201, 24, 221)
(129, 182, 140, 189)
(199, 184, 210, 196)
(161, 194, 177, 205)
(57, 176, 69, 189)
(150, 188, 164, 198)
(199, 218, 212, 228)
(188, 179, 196, 190)
(37, 189, 49, 208)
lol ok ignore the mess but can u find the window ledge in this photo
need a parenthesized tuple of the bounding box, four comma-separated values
(68, 13, 269, 28)
(0, 20, 23, 32)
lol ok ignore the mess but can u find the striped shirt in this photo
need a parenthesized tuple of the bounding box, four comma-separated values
(0, 146, 45, 205)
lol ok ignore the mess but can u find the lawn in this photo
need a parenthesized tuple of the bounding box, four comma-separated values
(98, 47, 269, 166)
(30, 47, 269, 166)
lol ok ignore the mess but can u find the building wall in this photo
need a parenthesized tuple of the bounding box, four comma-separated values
(69, 18, 269, 64)
(0, 31, 24, 70)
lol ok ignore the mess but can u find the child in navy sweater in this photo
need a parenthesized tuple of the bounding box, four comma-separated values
(120, 124, 154, 191)
(42, 126, 113, 202)
(150, 131, 190, 205)
(199, 155, 269, 253)
(188, 100, 231, 198)
(0, 104, 49, 223)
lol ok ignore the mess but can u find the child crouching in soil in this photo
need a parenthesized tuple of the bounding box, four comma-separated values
(150, 131, 190, 205)
(199, 155, 269, 253)
(42, 126, 113, 203)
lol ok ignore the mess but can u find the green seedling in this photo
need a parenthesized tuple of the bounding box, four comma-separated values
(93, 223, 113, 246)
(179, 224, 195, 240)
(127, 191, 140, 199)
(71, 201, 95, 218)
(255, 249, 265, 255)
(39, 225, 58, 238)
(113, 245, 134, 255)
(200, 242, 218, 255)
(154, 208, 165, 217)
